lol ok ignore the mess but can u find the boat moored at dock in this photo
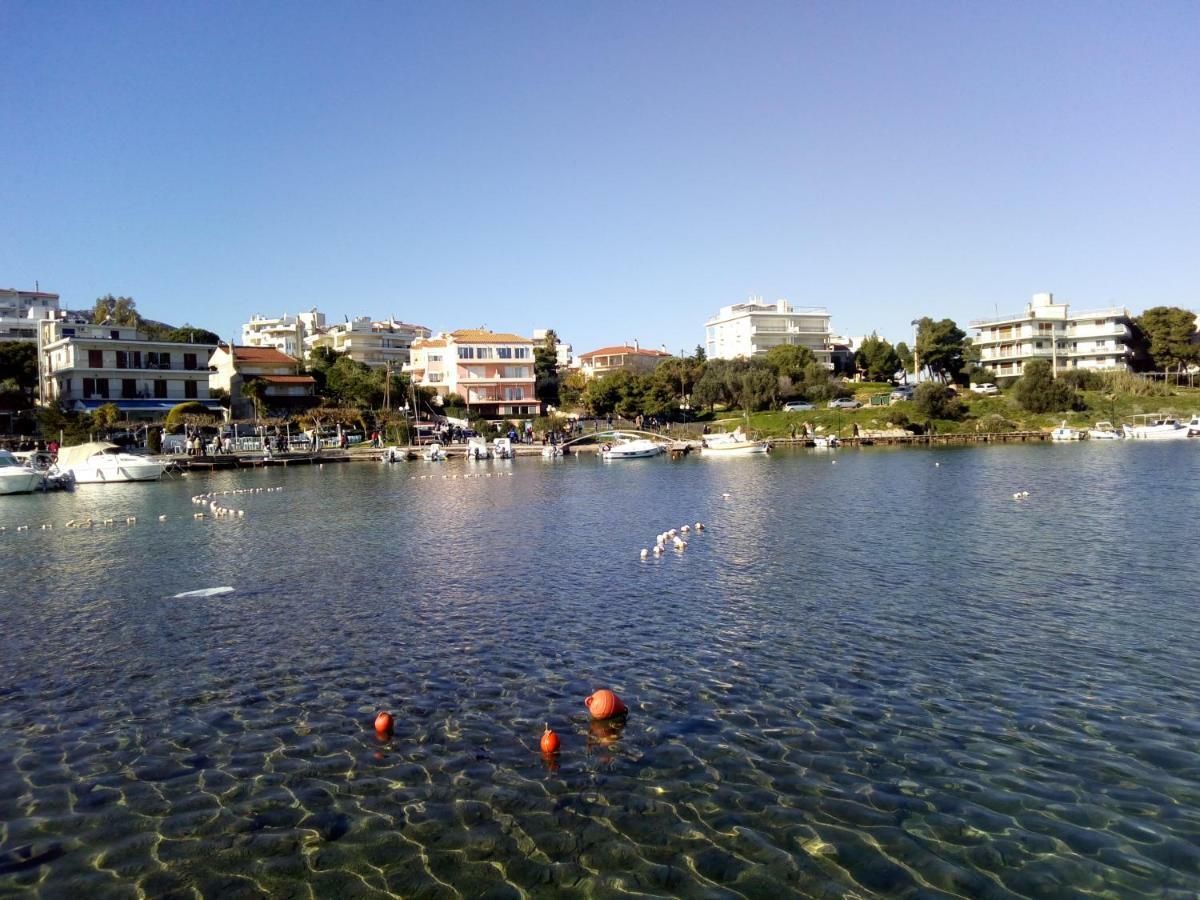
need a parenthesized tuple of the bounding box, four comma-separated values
(55, 442, 166, 484)
(700, 427, 770, 456)
(0, 450, 44, 494)
(1122, 415, 1190, 440)
(600, 434, 665, 460)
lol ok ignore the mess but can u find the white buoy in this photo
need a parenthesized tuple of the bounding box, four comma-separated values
(722, 492, 731, 499)
(640, 549, 648, 559)
(935, 462, 940, 467)
(831, 460, 837, 464)
(681, 525, 690, 533)
(126, 517, 136, 524)
(1012, 493, 1021, 500)
(17, 525, 28, 532)
(194, 513, 205, 519)
(237, 510, 245, 517)
(159, 515, 168, 522)
(696, 522, 704, 531)
(653, 546, 662, 556)
(1022, 491, 1030, 498)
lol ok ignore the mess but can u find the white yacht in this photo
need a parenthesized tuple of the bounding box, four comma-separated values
(423, 442, 446, 461)
(0, 450, 43, 495)
(55, 442, 165, 484)
(492, 438, 514, 459)
(1185, 415, 1200, 437)
(600, 434, 664, 460)
(1050, 422, 1084, 442)
(700, 427, 770, 456)
(466, 436, 490, 460)
(1122, 415, 1190, 440)
(1086, 421, 1123, 440)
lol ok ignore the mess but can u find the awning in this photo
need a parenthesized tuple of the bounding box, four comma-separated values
(71, 399, 226, 413)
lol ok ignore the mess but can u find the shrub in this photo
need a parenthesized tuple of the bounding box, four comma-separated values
(1060, 369, 1103, 391)
(914, 383, 965, 420)
(975, 413, 1017, 433)
(1014, 359, 1082, 413)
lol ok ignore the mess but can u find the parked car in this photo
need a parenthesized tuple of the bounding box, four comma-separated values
(889, 386, 914, 401)
(783, 401, 814, 412)
(827, 398, 862, 409)
(970, 382, 999, 395)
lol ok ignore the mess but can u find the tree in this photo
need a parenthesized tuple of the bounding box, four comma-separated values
(1014, 359, 1080, 413)
(854, 334, 901, 383)
(737, 364, 779, 411)
(559, 370, 587, 407)
(0, 342, 37, 395)
(652, 356, 702, 406)
(797, 361, 845, 402)
(896, 342, 914, 379)
(241, 377, 268, 420)
(92, 294, 140, 326)
(581, 373, 624, 416)
(165, 324, 221, 344)
(165, 401, 214, 431)
(534, 330, 560, 406)
(322, 357, 382, 409)
(915, 317, 967, 382)
(1136, 307, 1198, 378)
(91, 402, 122, 433)
(764, 344, 817, 383)
(693, 344, 706, 363)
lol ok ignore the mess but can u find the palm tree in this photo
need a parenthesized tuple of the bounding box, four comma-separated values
(240, 378, 268, 422)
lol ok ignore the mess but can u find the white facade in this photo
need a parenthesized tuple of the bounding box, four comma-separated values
(38, 318, 218, 419)
(704, 298, 832, 365)
(305, 317, 431, 368)
(242, 313, 305, 357)
(971, 293, 1136, 377)
(0, 288, 60, 342)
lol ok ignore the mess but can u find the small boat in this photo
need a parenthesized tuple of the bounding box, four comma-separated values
(1087, 421, 1122, 441)
(55, 442, 165, 483)
(1185, 415, 1200, 437)
(1122, 415, 1190, 440)
(492, 438, 514, 460)
(382, 446, 407, 462)
(0, 450, 43, 495)
(1050, 422, 1084, 441)
(700, 427, 770, 456)
(600, 434, 664, 460)
(423, 442, 446, 461)
(541, 445, 563, 459)
(466, 436, 490, 460)
(812, 436, 840, 449)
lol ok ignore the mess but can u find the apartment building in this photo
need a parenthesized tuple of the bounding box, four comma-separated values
(408, 329, 540, 420)
(578, 344, 671, 380)
(971, 293, 1137, 377)
(305, 317, 430, 369)
(705, 298, 832, 365)
(1, 288, 60, 343)
(37, 317, 220, 420)
(208, 345, 316, 419)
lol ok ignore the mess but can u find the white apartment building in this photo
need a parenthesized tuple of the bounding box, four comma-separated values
(705, 298, 832, 365)
(241, 309, 326, 358)
(971, 293, 1136, 377)
(305, 317, 430, 369)
(1, 288, 60, 343)
(37, 317, 220, 420)
(532, 328, 573, 369)
(408, 329, 540, 420)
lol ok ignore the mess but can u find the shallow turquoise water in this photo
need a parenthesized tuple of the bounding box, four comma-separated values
(1, 443, 1199, 897)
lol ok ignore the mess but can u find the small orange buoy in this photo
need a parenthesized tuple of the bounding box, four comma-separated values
(374, 710, 394, 737)
(585, 689, 628, 720)
(540, 723, 560, 754)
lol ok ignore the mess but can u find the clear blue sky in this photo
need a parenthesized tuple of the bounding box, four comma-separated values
(2, 1, 1197, 353)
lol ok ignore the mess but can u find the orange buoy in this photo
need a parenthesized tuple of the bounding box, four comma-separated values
(540, 723, 560, 754)
(374, 710, 394, 737)
(584, 689, 628, 720)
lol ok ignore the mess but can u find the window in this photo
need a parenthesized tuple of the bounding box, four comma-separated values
(503, 366, 529, 379)
(154, 380, 167, 399)
(62, 328, 75, 337)
(185, 380, 198, 399)
(97, 379, 109, 399)
(458, 347, 475, 359)
(88, 349, 103, 368)
(429, 373, 443, 383)
(116, 351, 128, 369)
(122, 379, 136, 399)
(513, 347, 529, 359)
(130, 351, 141, 369)
(428, 354, 442, 363)
(111, 329, 121, 339)
(477, 346, 493, 359)
(83, 378, 95, 398)
(184, 353, 197, 371)
(497, 347, 512, 359)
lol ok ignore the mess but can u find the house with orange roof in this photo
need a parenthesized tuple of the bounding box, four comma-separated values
(408, 329, 540, 421)
(578, 343, 672, 380)
(208, 344, 316, 419)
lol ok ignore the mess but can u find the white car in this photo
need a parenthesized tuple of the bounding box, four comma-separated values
(970, 383, 999, 396)
(783, 401, 814, 412)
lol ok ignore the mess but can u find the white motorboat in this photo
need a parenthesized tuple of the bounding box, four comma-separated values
(600, 434, 664, 460)
(700, 427, 770, 456)
(1087, 421, 1123, 441)
(1122, 415, 1190, 440)
(812, 436, 840, 449)
(423, 442, 446, 461)
(542, 445, 563, 459)
(55, 442, 165, 483)
(1050, 422, 1084, 441)
(492, 438, 514, 459)
(1185, 415, 1200, 437)
(0, 450, 43, 495)
(466, 436, 490, 460)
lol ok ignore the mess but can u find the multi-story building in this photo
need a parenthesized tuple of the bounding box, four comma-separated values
(705, 298, 832, 365)
(577, 343, 671, 380)
(408, 329, 540, 420)
(208, 345, 316, 419)
(37, 317, 220, 420)
(1, 287, 60, 343)
(242, 313, 306, 357)
(305, 317, 430, 369)
(971, 293, 1137, 377)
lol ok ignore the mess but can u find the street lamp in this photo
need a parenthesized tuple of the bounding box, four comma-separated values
(910, 319, 921, 385)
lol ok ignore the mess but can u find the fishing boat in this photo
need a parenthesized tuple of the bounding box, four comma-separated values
(492, 437, 514, 459)
(1185, 415, 1200, 437)
(55, 442, 165, 483)
(466, 436, 490, 460)
(1050, 427, 1083, 441)
(1122, 414, 1190, 440)
(600, 434, 664, 460)
(423, 442, 446, 461)
(0, 450, 43, 495)
(1086, 421, 1123, 441)
(700, 427, 770, 457)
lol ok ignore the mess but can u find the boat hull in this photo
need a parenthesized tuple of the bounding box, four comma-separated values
(69, 460, 165, 483)
(1122, 426, 1190, 440)
(0, 471, 43, 494)
(700, 443, 770, 456)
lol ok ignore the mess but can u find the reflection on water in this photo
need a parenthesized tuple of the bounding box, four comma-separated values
(2, 443, 1199, 895)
